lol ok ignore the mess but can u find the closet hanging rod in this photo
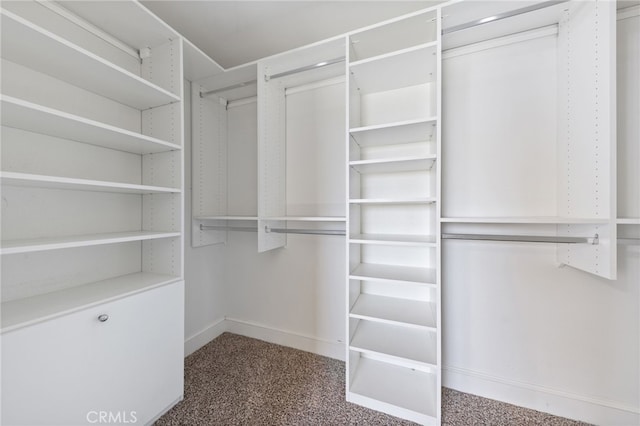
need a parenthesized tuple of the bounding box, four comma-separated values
(442, 233, 599, 245)
(200, 80, 258, 98)
(200, 224, 257, 232)
(266, 227, 346, 236)
(442, 0, 569, 35)
(199, 224, 345, 236)
(265, 57, 345, 81)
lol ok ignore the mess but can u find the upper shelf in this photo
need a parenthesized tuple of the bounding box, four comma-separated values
(350, 42, 437, 94)
(349, 233, 436, 247)
(350, 118, 437, 147)
(196, 216, 258, 221)
(1, 231, 180, 255)
(350, 198, 436, 205)
(1, 96, 180, 154)
(441, 217, 611, 224)
(262, 216, 347, 222)
(442, 1, 567, 51)
(618, 218, 640, 225)
(0, 172, 181, 195)
(1, 10, 180, 110)
(350, 155, 436, 174)
(349, 9, 438, 62)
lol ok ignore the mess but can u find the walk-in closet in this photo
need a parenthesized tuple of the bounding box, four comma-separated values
(1, 1, 638, 425)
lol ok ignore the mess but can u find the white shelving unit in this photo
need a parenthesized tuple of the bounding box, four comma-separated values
(346, 7, 441, 425)
(1, 1, 184, 424)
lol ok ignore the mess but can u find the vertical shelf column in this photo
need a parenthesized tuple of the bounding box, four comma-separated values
(557, 0, 618, 279)
(345, 7, 441, 425)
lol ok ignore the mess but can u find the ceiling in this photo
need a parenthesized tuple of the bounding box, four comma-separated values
(141, 1, 441, 69)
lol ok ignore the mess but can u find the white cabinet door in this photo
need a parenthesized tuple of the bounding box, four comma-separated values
(1, 281, 184, 426)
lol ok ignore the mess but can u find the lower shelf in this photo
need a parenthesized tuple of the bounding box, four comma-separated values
(349, 356, 437, 424)
(350, 320, 437, 371)
(1, 272, 180, 333)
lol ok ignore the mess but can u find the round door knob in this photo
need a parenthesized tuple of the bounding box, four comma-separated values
(98, 314, 109, 322)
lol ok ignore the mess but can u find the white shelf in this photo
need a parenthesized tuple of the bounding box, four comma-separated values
(350, 155, 436, 174)
(350, 263, 436, 285)
(1, 96, 180, 154)
(349, 233, 436, 246)
(350, 320, 437, 370)
(1, 10, 180, 110)
(618, 218, 640, 224)
(350, 42, 437, 94)
(350, 198, 436, 205)
(1, 272, 180, 333)
(442, 1, 566, 51)
(349, 9, 438, 62)
(350, 294, 436, 330)
(349, 357, 437, 422)
(196, 216, 258, 221)
(440, 216, 611, 224)
(1, 231, 180, 255)
(350, 118, 437, 147)
(263, 216, 347, 222)
(1, 172, 180, 194)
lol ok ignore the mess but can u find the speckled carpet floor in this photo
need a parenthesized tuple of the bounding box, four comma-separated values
(155, 333, 589, 426)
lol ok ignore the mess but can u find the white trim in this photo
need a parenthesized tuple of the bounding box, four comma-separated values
(183, 317, 227, 356)
(443, 25, 558, 60)
(443, 365, 640, 425)
(183, 318, 345, 360)
(225, 317, 345, 361)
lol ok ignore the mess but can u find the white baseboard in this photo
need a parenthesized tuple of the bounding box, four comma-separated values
(184, 317, 228, 356)
(443, 365, 640, 426)
(225, 317, 345, 361)
(183, 317, 345, 361)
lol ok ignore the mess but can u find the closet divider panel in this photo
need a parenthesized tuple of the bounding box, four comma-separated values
(257, 61, 288, 252)
(557, 0, 617, 279)
(191, 83, 228, 247)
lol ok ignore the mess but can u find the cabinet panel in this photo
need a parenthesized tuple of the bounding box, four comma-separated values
(1, 281, 184, 426)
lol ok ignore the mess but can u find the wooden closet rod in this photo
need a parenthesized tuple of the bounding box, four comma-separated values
(442, 0, 570, 35)
(442, 233, 599, 245)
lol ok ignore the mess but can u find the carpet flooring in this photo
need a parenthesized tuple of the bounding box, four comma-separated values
(155, 333, 590, 426)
